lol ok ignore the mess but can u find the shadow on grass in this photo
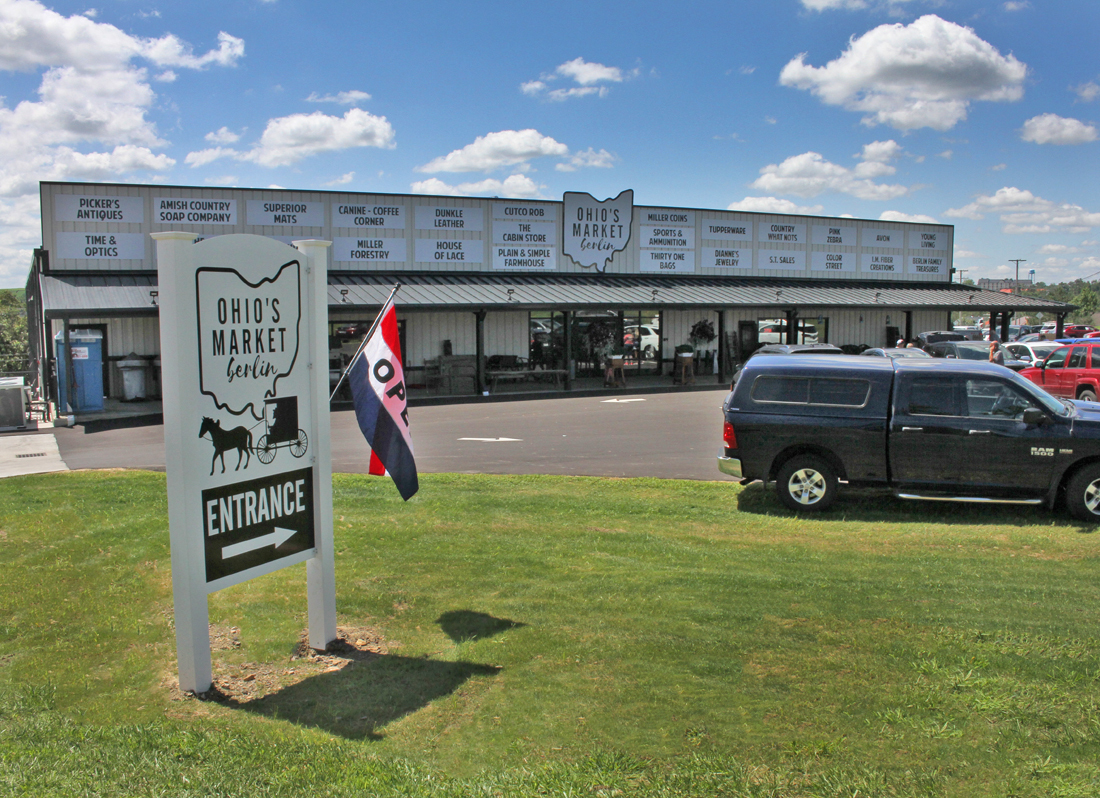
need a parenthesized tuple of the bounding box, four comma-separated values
(736, 481, 1098, 532)
(437, 610, 526, 643)
(235, 652, 501, 741)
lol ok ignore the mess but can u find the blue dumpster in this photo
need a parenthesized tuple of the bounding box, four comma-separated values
(56, 329, 104, 412)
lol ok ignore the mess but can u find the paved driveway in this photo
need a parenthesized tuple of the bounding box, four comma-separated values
(43, 389, 731, 481)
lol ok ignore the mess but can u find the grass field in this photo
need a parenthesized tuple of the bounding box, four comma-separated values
(2, 470, 1099, 796)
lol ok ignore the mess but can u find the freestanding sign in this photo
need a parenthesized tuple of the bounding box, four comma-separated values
(154, 232, 335, 694)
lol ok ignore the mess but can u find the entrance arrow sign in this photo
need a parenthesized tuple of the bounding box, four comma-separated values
(222, 526, 296, 560)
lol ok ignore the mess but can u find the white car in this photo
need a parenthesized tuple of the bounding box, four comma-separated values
(624, 325, 660, 358)
(1004, 341, 1062, 365)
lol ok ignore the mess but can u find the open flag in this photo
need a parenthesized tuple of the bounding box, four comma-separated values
(346, 294, 419, 500)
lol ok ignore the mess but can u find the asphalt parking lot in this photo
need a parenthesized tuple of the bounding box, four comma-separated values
(38, 388, 732, 482)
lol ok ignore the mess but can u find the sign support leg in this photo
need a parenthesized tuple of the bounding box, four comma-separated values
(153, 231, 214, 694)
(295, 239, 337, 650)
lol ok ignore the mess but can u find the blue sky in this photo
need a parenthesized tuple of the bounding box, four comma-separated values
(1, 0, 1098, 288)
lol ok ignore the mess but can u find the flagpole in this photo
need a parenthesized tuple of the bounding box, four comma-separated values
(329, 283, 402, 402)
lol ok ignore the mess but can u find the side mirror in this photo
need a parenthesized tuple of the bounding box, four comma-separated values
(1022, 408, 1048, 426)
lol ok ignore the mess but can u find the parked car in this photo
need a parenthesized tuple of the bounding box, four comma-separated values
(860, 347, 931, 358)
(1063, 325, 1098, 338)
(1020, 341, 1100, 401)
(982, 325, 1023, 342)
(925, 340, 1029, 371)
(717, 355, 1100, 520)
(732, 343, 844, 385)
(917, 330, 966, 346)
(1004, 341, 1062, 366)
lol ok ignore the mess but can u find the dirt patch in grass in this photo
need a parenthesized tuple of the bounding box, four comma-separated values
(167, 624, 391, 705)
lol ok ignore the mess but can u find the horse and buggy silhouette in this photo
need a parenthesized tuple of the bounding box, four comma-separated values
(199, 396, 308, 475)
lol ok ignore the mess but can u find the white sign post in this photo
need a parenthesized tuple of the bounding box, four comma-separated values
(153, 232, 335, 694)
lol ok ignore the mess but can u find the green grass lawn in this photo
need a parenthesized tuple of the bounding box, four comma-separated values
(2, 470, 1099, 796)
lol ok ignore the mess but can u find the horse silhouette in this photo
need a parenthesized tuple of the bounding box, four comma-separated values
(199, 416, 253, 475)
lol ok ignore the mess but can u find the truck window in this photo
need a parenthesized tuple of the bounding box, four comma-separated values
(905, 377, 958, 416)
(1092, 347, 1100, 369)
(751, 376, 870, 407)
(964, 378, 1037, 419)
(809, 378, 870, 407)
(1068, 347, 1087, 369)
(751, 376, 809, 404)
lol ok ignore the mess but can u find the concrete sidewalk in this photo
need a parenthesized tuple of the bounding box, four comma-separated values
(0, 432, 69, 478)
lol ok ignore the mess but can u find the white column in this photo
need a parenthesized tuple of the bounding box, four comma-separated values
(294, 239, 337, 650)
(152, 231, 212, 694)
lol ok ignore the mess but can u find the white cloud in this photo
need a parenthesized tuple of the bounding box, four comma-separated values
(0, 0, 243, 283)
(204, 175, 238, 186)
(938, 150, 953, 159)
(879, 210, 938, 223)
(780, 15, 1027, 131)
(1037, 244, 1079, 254)
(410, 174, 546, 199)
(945, 186, 1100, 234)
(417, 129, 567, 173)
(245, 108, 394, 167)
(991, 163, 1007, 170)
(184, 147, 237, 168)
(547, 86, 606, 101)
(205, 126, 241, 145)
(727, 197, 825, 214)
(1003, 1, 1030, 10)
(1075, 81, 1100, 103)
(556, 57, 623, 86)
(521, 57, 634, 101)
(188, 109, 395, 169)
(1019, 113, 1098, 145)
(953, 249, 983, 259)
(325, 171, 355, 186)
(555, 147, 616, 172)
(305, 90, 371, 105)
(739, 65, 756, 75)
(763, 116, 777, 125)
(750, 149, 909, 201)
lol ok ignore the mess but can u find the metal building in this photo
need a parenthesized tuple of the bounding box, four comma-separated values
(24, 181, 1073, 419)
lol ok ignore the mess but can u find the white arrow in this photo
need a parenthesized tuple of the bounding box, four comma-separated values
(601, 398, 646, 403)
(222, 526, 296, 560)
(457, 437, 523, 442)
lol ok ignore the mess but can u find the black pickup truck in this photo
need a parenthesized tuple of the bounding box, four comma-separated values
(718, 355, 1100, 521)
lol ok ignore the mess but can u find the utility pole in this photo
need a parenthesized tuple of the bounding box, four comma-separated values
(1009, 259, 1026, 290)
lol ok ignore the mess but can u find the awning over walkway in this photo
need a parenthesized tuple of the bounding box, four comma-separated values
(37, 271, 1075, 317)
(328, 273, 1074, 313)
(39, 274, 159, 318)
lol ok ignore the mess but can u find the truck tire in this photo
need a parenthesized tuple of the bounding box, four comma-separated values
(1066, 463, 1100, 522)
(776, 455, 838, 512)
(1078, 387, 1098, 402)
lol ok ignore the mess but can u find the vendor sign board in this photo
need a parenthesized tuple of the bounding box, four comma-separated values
(154, 232, 335, 694)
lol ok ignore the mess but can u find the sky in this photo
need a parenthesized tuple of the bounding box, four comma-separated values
(0, 0, 1098, 289)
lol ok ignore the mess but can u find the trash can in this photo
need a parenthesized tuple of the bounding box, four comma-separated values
(118, 352, 147, 401)
(55, 329, 104, 412)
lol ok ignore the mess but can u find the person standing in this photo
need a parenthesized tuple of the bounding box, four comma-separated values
(989, 340, 1004, 365)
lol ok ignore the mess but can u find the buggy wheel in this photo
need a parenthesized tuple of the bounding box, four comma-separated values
(290, 429, 308, 458)
(255, 435, 276, 464)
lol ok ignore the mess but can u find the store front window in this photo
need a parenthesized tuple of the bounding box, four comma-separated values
(756, 317, 828, 345)
(529, 311, 566, 369)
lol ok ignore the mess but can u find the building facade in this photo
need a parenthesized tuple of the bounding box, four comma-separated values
(25, 181, 1074, 412)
